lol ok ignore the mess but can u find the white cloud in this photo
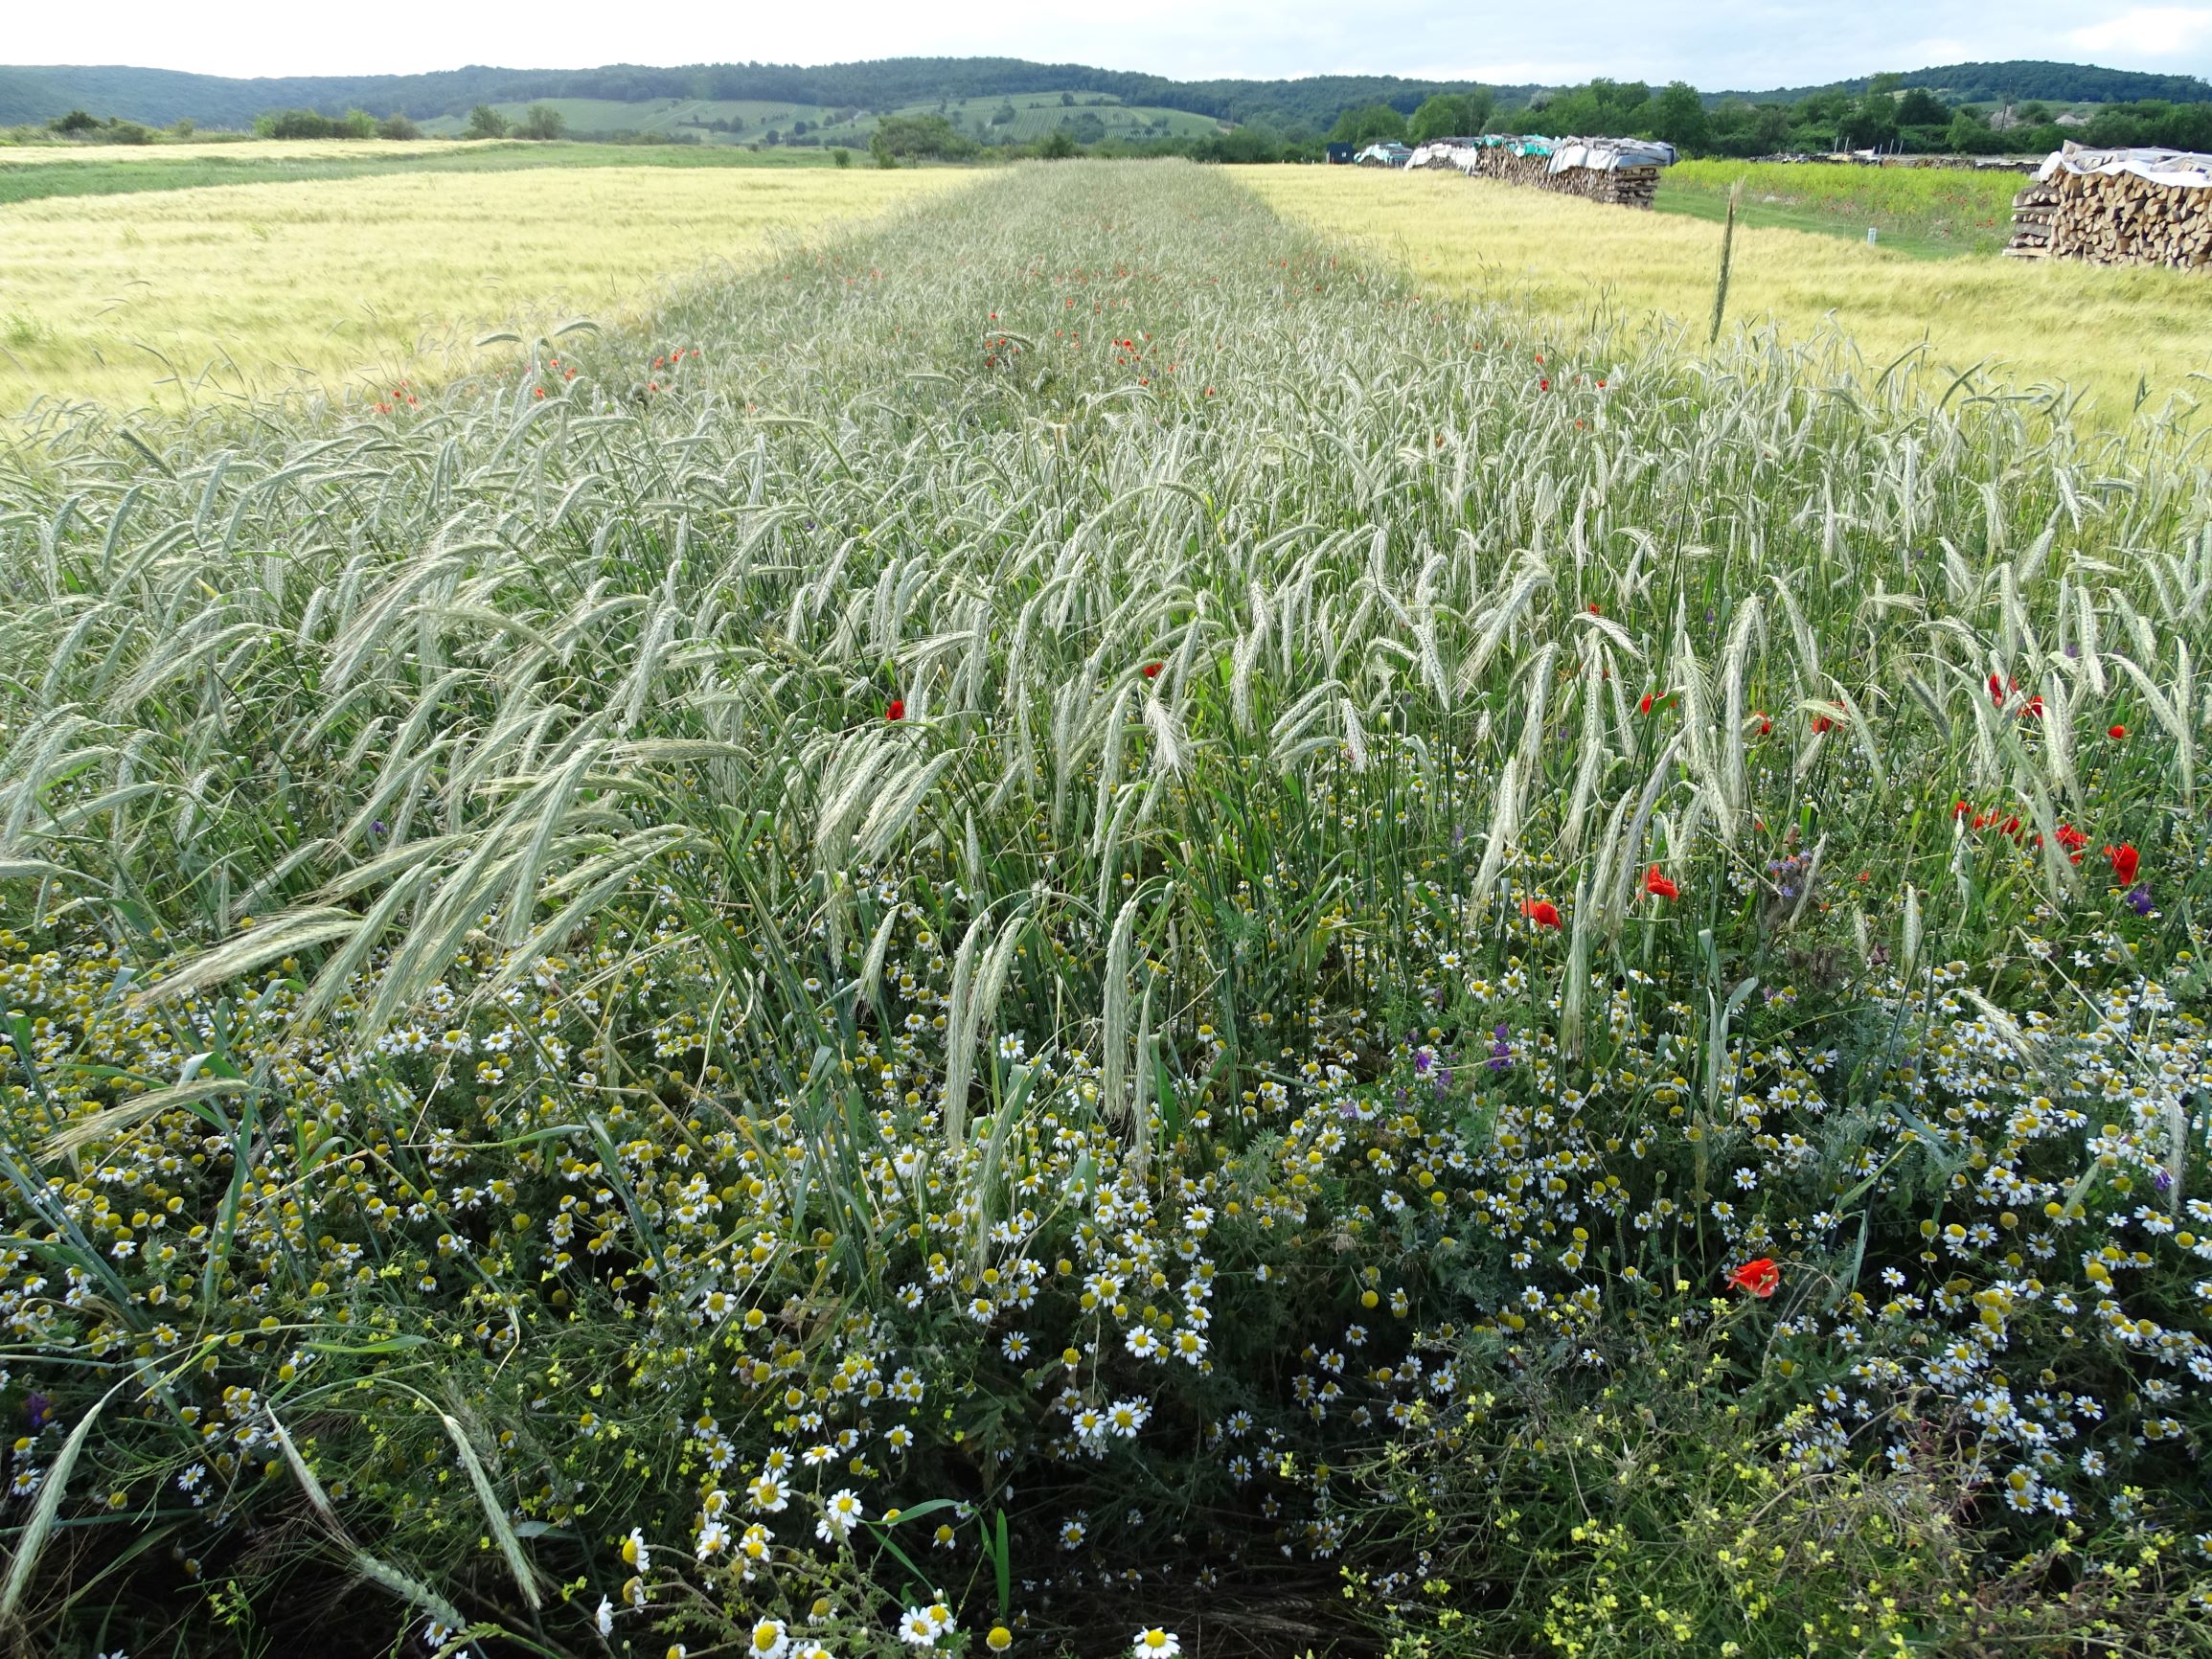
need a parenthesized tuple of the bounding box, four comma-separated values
(1395, 61, 1609, 86)
(2066, 6, 2212, 59)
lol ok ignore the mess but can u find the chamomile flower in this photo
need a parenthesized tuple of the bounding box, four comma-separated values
(816, 1488, 864, 1542)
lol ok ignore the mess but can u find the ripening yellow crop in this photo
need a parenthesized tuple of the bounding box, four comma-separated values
(1239, 166, 2212, 428)
(0, 166, 963, 411)
(0, 138, 461, 164)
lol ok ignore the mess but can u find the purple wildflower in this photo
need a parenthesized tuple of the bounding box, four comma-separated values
(1487, 1023, 1513, 1074)
(2126, 884, 2155, 917)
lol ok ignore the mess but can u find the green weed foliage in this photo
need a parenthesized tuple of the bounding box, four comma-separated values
(1657, 160, 2025, 258)
(1, 161, 2210, 1656)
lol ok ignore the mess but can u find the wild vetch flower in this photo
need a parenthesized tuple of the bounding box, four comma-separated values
(23, 1393, 50, 1431)
(2127, 884, 2155, 917)
(1488, 1024, 1512, 1073)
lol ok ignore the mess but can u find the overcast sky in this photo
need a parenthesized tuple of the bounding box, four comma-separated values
(12, 1, 2212, 88)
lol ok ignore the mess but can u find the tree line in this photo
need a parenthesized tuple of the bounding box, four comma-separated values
(1322, 77, 2212, 158)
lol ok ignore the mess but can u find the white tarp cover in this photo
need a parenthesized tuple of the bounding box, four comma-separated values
(1546, 138, 1677, 173)
(1407, 136, 1675, 174)
(2038, 142, 2212, 190)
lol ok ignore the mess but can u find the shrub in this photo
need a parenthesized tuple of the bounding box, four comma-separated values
(871, 112, 977, 162)
(254, 108, 346, 141)
(515, 102, 566, 142)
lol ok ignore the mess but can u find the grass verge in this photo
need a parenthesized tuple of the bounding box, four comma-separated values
(1655, 158, 2025, 259)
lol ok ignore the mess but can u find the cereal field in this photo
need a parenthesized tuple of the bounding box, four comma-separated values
(1, 160, 2209, 1659)
(0, 164, 951, 409)
(1245, 165, 2212, 427)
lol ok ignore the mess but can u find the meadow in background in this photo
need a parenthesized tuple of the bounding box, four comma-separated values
(0, 158, 2209, 1659)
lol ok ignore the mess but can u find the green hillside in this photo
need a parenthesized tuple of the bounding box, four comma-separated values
(414, 98, 830, 141)
(0, 57, 1540, 135)
(5, 54, 2207, 163)
(413, 91, 1224, 147)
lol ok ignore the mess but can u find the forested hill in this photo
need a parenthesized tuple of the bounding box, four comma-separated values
(2, 54, 2205, 135)
(1722, 58, 2212, 107)
(0, 58, 1539, 130)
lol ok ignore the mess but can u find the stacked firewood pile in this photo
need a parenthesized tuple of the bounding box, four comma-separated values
(2004, 147, 2212, 269)
(1414, 143, 1664, 209)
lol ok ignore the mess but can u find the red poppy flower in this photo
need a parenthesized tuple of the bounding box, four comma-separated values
(1519, 899, 1562, 929)
(1638, 693, 1654, 715)
(2106, 843, 2140, 886)
(1539, 377, 1551, 393)
(1725, 1258, 1779, 1298)
(885, 699, 905, 722)
(1142, 662, 1163, 679)
(2021, 695, 2044, 718)
(1644, 865, 1678, 900)
(1952, 800, 1972, 820)
(1587, 602, 1602, 615)
(2109, 724, 2127, 739)
(2056, 824, 2088, 852)
(1752, 712, 1771, 736)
